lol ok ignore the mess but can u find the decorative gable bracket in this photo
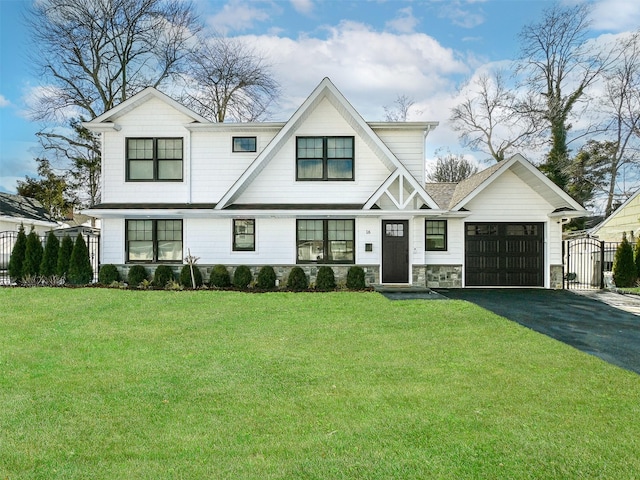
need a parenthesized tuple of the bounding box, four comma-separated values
(364, 170, 439, 211)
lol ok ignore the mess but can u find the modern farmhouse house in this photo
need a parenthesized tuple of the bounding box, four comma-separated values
(84, 77, 586, 288)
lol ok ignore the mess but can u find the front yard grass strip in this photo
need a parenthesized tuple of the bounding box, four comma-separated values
(1, 288, 639, 479)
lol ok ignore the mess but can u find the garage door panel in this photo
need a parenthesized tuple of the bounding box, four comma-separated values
(465, 223, 544, 287)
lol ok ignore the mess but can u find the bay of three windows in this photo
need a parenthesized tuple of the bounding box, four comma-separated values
(125, 136, 355, 182)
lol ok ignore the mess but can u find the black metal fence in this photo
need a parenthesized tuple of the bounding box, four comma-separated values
(564, 238, 620, 290)
(0, 230, 100, 285)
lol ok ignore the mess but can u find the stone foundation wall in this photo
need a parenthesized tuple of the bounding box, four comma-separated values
(550, 264, 563, 289)
(423, 265, 463, 288)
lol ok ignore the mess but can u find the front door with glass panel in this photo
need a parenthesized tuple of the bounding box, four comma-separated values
(382, 220, 409, 283)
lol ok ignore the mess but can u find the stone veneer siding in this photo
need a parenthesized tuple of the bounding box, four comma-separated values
(550, 265, 563, 289)
(114, 264, 380, 288)
(423, 265, 463, 288)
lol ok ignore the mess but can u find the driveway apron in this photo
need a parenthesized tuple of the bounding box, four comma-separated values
(434, 288, 640, 375)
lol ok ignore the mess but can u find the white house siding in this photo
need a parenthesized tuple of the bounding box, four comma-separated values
(190, 129, 279, 204)
(593, 195, 640, 242)
(101, 97, 194, 204)
(235, 98, 392, 205)
(373, 128, 426, 184)
(425, 217, 465, 266)
(101, 218, 126, 264)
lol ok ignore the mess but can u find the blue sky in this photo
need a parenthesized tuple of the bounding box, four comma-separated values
(1, 0, 639, 194)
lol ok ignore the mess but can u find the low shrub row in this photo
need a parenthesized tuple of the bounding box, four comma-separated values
(99, 264, 368, 291)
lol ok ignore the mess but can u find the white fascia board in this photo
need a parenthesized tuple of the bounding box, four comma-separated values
(0, 215, 60, 228)
(184, 122, 285, 132)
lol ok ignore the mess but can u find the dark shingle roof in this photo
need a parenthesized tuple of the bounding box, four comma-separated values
(0, 192, 55, 224)
(425, 162, 504, 209)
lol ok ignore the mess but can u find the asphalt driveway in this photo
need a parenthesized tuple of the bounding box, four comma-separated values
(434, 288, 640, 375)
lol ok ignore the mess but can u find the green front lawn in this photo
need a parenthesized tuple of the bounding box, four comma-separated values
(1, 288, 639, 479)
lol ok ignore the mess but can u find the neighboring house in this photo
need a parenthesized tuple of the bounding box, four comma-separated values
(590, 190, 640, 242)
(83, 77, 586, 288)
(0, 192, 60, 269)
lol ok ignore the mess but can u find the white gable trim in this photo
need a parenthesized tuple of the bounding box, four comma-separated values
(364, 170, 440, 210)
(216, 77, 439, 210)
(83, 87, 209, 127)
(451, 153, 586, 214)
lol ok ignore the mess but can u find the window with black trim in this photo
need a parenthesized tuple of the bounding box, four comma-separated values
(426, 220, 447, 251)
(126, 219, 182, 262)
(297, 219, 354, 263)
(126, 138, 183, 181)
(233, 137, 257, 152)
(296, 136, 354, 180)
(233, 219, 255, 251)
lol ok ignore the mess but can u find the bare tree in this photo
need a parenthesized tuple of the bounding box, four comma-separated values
(450, 69, 542, 162)
(181, 34, 280, 122)
(25, 0, 201, 206)
(427, 149, 479, 183)
(384, 94, 422, 122)
(596, 32, 640, 216)
(516, 2, 611, 190)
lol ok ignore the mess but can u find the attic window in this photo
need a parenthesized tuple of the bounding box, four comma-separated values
(233, 137, 256, 152)
(296, 136, 354, 181)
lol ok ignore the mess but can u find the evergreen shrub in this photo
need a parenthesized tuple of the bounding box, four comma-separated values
(179, 264, 203, 288)
(153, 265, 175, 288)
(99, 264, 121, 284)
(613, 233, 637, 288)
(315, 266, 336, 291)
(40, 231, 60, 278)
(209, 264, 231, 288)
(346, 266, 366, 290)
(68, 234, 94, 285)
(8, 225, 27, 283)
(256, 265, 277, 290)
(128, 264, 149, 287)
(23, 228, 44, 278)
(57, 235, 74, 278)
(287, 266, 308, 291)
(634, 236, 640, 280)
(233, 265, 252, 289)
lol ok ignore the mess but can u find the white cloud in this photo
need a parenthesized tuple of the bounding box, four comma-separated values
(590, 0, 640, 32)
(290, 0, 314, 15)
(437, 2, 485, 29)
(207, 0, 271, 34)
(0, 94, 10, 108)
(385, 7, 419, 34)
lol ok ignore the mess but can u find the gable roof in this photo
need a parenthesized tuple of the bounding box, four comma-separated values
(590, 188, 640, 236)
(216, 77, 440, 210)
(0, 192, 58, 226)
(83, 87, 209, 131)
(425, 154, 587, 215)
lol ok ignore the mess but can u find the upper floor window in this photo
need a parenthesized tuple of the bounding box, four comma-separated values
(126, 219, 182, 262)
(126, 138, 183, 181)
(233, 137, 257, 153)
(426, 220, 447, 251)
(296, 136, 354, 181)
(233, 219, 255, 251)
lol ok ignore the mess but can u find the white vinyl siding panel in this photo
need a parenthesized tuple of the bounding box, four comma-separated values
(373, 129, 426, 183)
(100, 97, 193, 204)
(235, 98, 391, 205)
(425, 217, 465, 265)
(101, 218, 126, 264)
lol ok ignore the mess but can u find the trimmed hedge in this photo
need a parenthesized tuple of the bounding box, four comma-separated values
(68, 234, 93, 285)
(346, 266, 366, 290)
(40, 231, 60, 278)
(23, 229, 44, 278)
(153, 265, 175, 288)
(256, 265, 277, 290)
(287, 266, 308, 291)
(127, 265, 149, 287)
(209, 264, 231, 288)
(99, 264, 121, 284)
(180, 264, 203, 288)
(57, 235, 74, 278)
(8, 225, 27, 282)
(315, 266, 336, 291)
(233, 265, 253, 289)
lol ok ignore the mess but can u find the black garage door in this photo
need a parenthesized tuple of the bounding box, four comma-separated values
(465, 223, 544, 287)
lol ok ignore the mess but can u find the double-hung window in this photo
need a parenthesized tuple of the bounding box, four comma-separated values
(426, 220, 447, 251)
(296, 136, 354, 180)
(126, 219, 183, 262)
(233, 219, 255, 251)
(126, 138, 183, 181)
(297, 219, 354, 263)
